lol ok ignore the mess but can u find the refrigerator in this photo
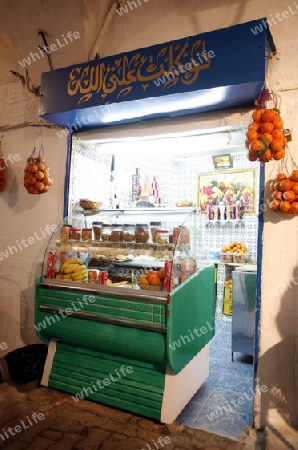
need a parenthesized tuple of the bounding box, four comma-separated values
(231, 269, 257, 360)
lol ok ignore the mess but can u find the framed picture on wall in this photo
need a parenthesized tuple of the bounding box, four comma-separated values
(212, 154, 233, 169)
(197, 168, 257, 214)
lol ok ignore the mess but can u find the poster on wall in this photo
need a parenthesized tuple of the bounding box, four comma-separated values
(197, 169, 256, 214)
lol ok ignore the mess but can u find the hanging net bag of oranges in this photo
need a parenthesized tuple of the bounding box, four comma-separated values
(0, 136, 7, 192)
(246, 89, 289, 163)
(24, 138, 53, 195)
(268, 150, 298, 214)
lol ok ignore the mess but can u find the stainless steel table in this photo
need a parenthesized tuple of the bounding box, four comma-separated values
(231, 270, 257, 360)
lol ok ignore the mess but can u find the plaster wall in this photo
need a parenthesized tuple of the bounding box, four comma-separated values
(0, 0, 297, 441)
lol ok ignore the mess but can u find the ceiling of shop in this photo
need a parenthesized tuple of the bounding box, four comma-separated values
(76, 125, 247, 161)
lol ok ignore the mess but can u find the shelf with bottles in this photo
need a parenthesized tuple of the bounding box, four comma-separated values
(204, 201, 245, 224)
(71, 207, 196, 217)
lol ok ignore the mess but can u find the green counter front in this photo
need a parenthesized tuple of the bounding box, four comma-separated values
(35, 265, 215, 422)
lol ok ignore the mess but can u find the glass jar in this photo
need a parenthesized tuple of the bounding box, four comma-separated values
(123, 224, 135, 242)
(150, 221, 161, 243)
(92, 221, 103, 241)
(172, 227, 180, 243)
(60, 225, 71, 241)
(101, 224, 112, 242)
(178, 226, 190, 245)
(69, 227, 81, 241)
(111, 224, 123, 242)
(155, 229, 169, 244)
(82, 228, 92, 241)
(135, 224, 149, 243)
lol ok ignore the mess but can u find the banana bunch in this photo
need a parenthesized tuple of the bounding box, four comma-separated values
(56, 258, 88, 282)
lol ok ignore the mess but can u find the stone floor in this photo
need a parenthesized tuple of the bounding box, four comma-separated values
(0, 381, 260, 450)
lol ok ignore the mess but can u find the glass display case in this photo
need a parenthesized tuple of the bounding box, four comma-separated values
(41, 207, 207, 293)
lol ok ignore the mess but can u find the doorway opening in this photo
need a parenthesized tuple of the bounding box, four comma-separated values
(68, 118, 261, 441)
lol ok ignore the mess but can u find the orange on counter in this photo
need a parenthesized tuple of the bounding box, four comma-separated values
(138, 270, 163, 291)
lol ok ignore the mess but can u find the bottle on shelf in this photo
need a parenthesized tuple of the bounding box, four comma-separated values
(218, 202, 226, 220)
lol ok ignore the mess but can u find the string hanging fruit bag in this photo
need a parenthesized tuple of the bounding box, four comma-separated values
(24, 144, 53, 195)
(268, 150, 298, 214)
(0, 136, 7, 192)
(246, 89, 289, 163)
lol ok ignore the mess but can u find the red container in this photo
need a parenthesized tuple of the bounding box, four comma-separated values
(173, 227, 180, 241)
(88, 270, 98, 284)
(59, 251, 68, 264)
(99, 271, 108, 285)
(46, 267, 56, 279)
(164, 277, 175, 293)
(164, 260, 173, 278)
(47, 251, 56, 268)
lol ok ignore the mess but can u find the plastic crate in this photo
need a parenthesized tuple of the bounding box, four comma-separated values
(224, 286, 232, 301)
(223, 298, 232, 315)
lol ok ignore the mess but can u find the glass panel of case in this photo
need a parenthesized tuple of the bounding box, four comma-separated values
(41, 208, 207, 293)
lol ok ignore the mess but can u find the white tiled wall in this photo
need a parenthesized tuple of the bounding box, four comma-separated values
(71, 140, 259, 262)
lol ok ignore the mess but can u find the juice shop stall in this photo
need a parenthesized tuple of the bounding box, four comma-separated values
(35, 19, 275, 422)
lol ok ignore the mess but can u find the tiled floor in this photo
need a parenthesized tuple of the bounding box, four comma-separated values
(176, 319, 254, 440)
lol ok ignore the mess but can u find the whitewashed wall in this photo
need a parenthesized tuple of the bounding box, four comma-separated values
(0, 0, 298, 440)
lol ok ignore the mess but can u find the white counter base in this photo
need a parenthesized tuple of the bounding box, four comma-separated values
(160, 343, 209, 424)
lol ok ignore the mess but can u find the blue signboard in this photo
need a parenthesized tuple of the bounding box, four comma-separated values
(40, 18, 275, 129)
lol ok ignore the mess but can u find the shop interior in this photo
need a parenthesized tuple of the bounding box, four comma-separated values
(64, 118, 259, 440)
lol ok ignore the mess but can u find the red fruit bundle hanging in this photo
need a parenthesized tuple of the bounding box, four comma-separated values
(246, 108, 288, 163)
(269, 170, 298, 214)
(24, 140, 53, 195)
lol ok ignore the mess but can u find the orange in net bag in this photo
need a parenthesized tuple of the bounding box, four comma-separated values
(24, 144, 53, 195)
(268, 147, 298, 214)
(246, 89, 289, 163)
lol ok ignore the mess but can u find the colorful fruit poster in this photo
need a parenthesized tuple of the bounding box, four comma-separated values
(197, 169, 256, 213)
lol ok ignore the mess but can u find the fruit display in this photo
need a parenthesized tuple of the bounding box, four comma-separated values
(24, 154, 53, 195)
(55, 258, 88, 282)
(221, 242, 248, 253)
(246, 108, 288, 162)
(269, 171, 298, 213)
(198, 177, 254, 213)
(138, 269, 164, 291)
(221, 242, 249, 263)
(176, 200, 195, 207)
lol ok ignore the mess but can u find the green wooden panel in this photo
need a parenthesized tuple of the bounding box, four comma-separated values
(38, 295, 166, 326)
(37, 287, 166, 327)
(48, 342, 166, 420)
(35, 279, 167, 364)
(167, 265, 215, 373)
(36, 311, 167, 364)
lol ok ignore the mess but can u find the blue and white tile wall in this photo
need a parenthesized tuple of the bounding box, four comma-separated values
(70, 141, 259, 264)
